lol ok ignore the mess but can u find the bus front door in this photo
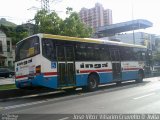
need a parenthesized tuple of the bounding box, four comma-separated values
(110, 48, 122, 81)
(56, 45, 76, 87)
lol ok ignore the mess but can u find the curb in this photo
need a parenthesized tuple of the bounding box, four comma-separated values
(0, 88, 54, 100)
(0, 89, 31, 99)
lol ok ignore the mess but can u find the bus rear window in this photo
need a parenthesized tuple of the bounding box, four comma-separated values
(16, 36, 40, 61)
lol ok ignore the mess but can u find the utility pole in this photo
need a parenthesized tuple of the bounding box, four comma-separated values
(31, 0, 62, 12)
(41, 0, 50, 12)
(131, 0, 135, 44)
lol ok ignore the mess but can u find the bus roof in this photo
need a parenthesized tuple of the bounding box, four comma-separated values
(42, 34, 146, 49)
(16, 33, 146, 49)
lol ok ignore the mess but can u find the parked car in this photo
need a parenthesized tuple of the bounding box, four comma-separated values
(0, 68, 15, 78)
(151, 65, 160, 77)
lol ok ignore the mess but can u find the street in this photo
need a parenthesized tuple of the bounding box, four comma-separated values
(1, 77, 160, 119)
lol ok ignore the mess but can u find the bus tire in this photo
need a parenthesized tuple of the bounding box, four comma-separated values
(86, 74, 98, 92)
(136, 71, 144, 83)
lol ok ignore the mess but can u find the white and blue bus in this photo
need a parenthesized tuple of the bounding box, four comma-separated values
(15, 33, 151, 91)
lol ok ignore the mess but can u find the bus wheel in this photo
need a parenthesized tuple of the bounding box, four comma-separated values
(87, 74, 98, 92)
(136, 72, 144, 83)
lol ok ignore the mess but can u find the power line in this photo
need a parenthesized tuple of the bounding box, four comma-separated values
(40, 0, 63, 12)
(41, 0, 50, 12)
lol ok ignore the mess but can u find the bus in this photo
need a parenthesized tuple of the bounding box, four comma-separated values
(15, 33, 151, 91)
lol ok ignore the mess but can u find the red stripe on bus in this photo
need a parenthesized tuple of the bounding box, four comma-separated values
(44, 72, 57, 76)
(80, 69, 112, 73)
(16, 75, 28, 79)
(16, 72, 57, 79)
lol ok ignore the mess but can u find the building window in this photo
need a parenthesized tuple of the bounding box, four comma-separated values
(7, 41, 10, 52)
(0, 41, 3, 54)
(8, 61, 12, 67)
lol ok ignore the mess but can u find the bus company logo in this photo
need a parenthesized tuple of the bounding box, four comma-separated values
(80, 63, 108, 69)
(17, 59, 32, 66)
(20, 65, 29, 69)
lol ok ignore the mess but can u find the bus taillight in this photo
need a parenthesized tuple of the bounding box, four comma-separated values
(36, 65, 41, 74)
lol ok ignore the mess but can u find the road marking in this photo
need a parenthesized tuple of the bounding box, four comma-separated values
(59, 117, 69, 120)
(3, 100, 47, 110)
(134, 93, 155, 100)
(2, 90, 81, 110)
(149, 87, 160, 92)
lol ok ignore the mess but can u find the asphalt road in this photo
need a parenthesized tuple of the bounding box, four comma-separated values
(1, 77, 160, 119)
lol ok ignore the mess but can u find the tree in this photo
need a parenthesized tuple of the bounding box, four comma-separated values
(34, 9, 63, 34)
(34, 8, 93, 38)
(14, 25, 28, 44)
(153, 52, 160, 63)
(0, 25, 15, 37)
(0, 25, 28, 45)
(62, 11, 92, 37)
(66, 7, 73, 15)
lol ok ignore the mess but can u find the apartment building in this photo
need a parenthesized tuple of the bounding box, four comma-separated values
(79, 3, 112, 30)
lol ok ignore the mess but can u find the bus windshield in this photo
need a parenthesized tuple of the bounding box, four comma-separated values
(15, 36, 40, 61)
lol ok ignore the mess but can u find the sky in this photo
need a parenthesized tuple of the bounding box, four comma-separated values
(0, 0, 160, 35)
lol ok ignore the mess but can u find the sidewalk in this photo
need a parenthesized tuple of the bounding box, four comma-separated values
(0, 77, 15, 85)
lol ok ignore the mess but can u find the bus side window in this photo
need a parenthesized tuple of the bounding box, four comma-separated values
(86, 45, 94, 61)
(75, 43, 110, 61)
(120, 47, 136, 61)
(94, 46, 100, 61)
(94, 45, 110, 61)
(75, 44, 82, 61)
(75, 44, 87, 61)
(42, 39, 55, 61)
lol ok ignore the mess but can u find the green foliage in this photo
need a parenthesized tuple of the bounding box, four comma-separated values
(34, 8, 93, 38)
(153, 52, 160, 62)
(0, 25, 28, 45)
(0, 24, 15, 37)
(62, 12, 92, 37)
(34, 9, 63, 34)
(66, 7, 73, 15)
(0, 18, 17, 27)
(0, 7, 93, 45)
(14, 25, 28, 44)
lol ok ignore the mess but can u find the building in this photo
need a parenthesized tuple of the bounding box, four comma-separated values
(0, 30, 14, 67)
(154, 36, 160, 52)
(104, 9, 112, 25)
(79, 3, 112, 30)
(109, 32, 156, 50)
(96, 19, 153, 37)
(96, 19, 155, 50)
